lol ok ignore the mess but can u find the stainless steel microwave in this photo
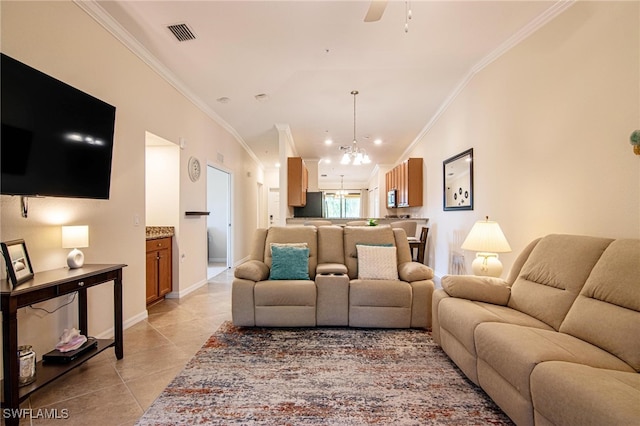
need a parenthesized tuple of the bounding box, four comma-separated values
(387, 189, 397, 208)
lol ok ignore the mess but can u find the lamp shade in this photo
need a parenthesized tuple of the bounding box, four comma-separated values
(62, 226, 89, 249)
(461, 217, 511, 253)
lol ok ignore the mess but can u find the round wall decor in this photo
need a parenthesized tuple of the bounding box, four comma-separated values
(188, 156, 201, 182)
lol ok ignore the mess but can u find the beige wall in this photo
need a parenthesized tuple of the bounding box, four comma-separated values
(404, 1, 639, 279)
(0, 0, 262, 369)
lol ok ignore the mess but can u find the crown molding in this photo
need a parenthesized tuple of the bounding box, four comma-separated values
(73, 0, 264, 170)
(398, 0, 576, 162)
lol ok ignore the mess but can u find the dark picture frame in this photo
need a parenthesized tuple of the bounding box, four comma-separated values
(1, 239, 34, 285)
(443, 148, 474, 211)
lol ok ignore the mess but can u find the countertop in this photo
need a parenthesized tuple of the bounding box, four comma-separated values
(286, 218, 428, 225)
(146, 226, 175, 240)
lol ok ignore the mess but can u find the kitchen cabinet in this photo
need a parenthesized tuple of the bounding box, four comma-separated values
(287, 157, 308, 207)
(146, 237, 172, 305)
(385, 158, 423, 207)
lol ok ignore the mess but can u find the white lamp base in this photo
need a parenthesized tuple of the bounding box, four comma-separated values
(67, 248, 85, 269)
(471, 253, 503, 277)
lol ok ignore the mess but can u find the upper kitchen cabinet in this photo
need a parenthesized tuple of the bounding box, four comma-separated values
(386, 158, 423, 208)
(287, 157, 308, 207)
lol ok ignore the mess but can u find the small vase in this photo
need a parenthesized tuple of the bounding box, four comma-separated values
(634, 145, 640, 155)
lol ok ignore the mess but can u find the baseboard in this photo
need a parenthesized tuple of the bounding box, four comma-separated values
(166, 278, 208, 299)
(94, 309, 148, 339)
(234, 255, 249, 267)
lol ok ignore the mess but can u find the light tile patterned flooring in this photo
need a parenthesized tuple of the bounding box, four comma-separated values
(14, 269, 234, 426)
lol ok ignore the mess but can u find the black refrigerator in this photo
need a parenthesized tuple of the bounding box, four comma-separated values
(294, 191, 324, 218)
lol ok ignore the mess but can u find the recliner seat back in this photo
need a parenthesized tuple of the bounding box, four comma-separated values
(263, 226, 318, 278)
(559, 239, 640, 371)
(507, 234, 613, 330)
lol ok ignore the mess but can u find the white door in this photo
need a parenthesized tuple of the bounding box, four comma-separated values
(207, 166, 231, 270)
(268, 188, 279, 226)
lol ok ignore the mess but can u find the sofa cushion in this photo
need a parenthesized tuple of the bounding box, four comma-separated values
(264, 226, 318, 277)
(344, 226, 396, 279)
(356, 244, 398, 280)
(439, 298, 553, 362)
(530, 362, 640, 426)
(234, 259, 270, 282)
(441, 275, 511, 305)
(398, 261, 433, 282)
(269, 246, 310, 280)
(254, 280, 316, 307)
(559, 239, 640, 371)
(350, 279, 411, 307)
(475, 323, 635, 403)
(349, 279, 412, 328)
(508, 234, 613, 330)
(317, 226, 345, 264)
(316, 263, 348, 275)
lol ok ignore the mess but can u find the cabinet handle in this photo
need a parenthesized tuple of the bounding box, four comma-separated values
(78, 281, 85, 287)
(157, 243, 162, 247)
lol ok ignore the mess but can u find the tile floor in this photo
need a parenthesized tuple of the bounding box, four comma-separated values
(14, 268, 234, 426)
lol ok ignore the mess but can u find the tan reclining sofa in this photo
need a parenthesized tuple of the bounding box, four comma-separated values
(232, 225, 434, 328)
(432, 234, 640, 425)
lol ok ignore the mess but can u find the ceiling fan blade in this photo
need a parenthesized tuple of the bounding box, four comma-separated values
(364, 0, 387, 22)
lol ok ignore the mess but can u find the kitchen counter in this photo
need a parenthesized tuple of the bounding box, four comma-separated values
(286, 218, 429, 226)
(146, 226, 175, 240)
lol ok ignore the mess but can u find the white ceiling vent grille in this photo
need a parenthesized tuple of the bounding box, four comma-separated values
(167, 23, 196, 42)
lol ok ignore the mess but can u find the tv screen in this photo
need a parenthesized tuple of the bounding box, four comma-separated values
(1, 53, 116, 199)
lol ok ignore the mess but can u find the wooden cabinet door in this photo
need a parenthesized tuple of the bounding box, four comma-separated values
(287, 157, 307, 206)
(146, 237, 173, 305)
(145, 250, 159, 304)
(158, 247, 172, 297)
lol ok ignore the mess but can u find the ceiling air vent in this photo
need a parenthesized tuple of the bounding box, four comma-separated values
(167, 23, 196, 42)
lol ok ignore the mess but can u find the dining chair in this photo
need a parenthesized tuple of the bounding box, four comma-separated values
(409, 226, 429, 264)
(390, 221, 417, 240)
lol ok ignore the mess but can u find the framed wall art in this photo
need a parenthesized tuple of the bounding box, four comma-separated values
(1, 239, 34, 285)
(443, 148, 474, 211)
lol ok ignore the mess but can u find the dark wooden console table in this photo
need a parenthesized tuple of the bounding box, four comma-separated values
(1, 264, 126, 425)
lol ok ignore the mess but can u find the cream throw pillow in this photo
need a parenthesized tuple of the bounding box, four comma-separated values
(356, 245, 398, 280)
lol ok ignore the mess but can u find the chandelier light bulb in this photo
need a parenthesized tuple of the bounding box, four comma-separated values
(338, 89, 374, 166)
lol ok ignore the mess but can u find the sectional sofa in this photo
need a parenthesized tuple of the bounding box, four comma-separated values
(232, 225, 434, 328)
(432, 234, 640, 425)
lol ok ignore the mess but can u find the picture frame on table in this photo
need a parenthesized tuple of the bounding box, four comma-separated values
(1, 239, 34, 286)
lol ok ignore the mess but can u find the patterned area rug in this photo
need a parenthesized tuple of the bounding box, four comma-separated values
(137, 322, 513, 425)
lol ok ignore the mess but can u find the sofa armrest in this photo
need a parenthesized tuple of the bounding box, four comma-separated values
(441, 275, 511, 305)
(234, 260, 270, 282)
(316, 263, 348, 275)
(398, 261, 434, 283)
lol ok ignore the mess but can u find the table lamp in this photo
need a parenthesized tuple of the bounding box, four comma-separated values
(62, 225, 89, 269)
(460, 216, 511, 277)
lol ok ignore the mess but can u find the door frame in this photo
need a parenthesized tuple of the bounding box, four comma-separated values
(206, 164, 233, 269)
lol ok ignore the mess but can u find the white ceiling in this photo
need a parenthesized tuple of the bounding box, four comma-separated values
(96, 0, 561, 186)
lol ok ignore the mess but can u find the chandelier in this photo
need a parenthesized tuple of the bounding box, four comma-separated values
(340, 90, 371, 165)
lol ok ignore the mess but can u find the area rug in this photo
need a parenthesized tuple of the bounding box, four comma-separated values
(137, 322, 513, 425)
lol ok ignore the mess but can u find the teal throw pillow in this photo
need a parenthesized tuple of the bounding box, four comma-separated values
(269, 245, 310, 280)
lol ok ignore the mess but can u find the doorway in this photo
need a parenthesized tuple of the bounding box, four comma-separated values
(207, 166, 231, 278)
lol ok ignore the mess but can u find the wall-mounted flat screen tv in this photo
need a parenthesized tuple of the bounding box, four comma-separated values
(1, 53, 116, 199)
